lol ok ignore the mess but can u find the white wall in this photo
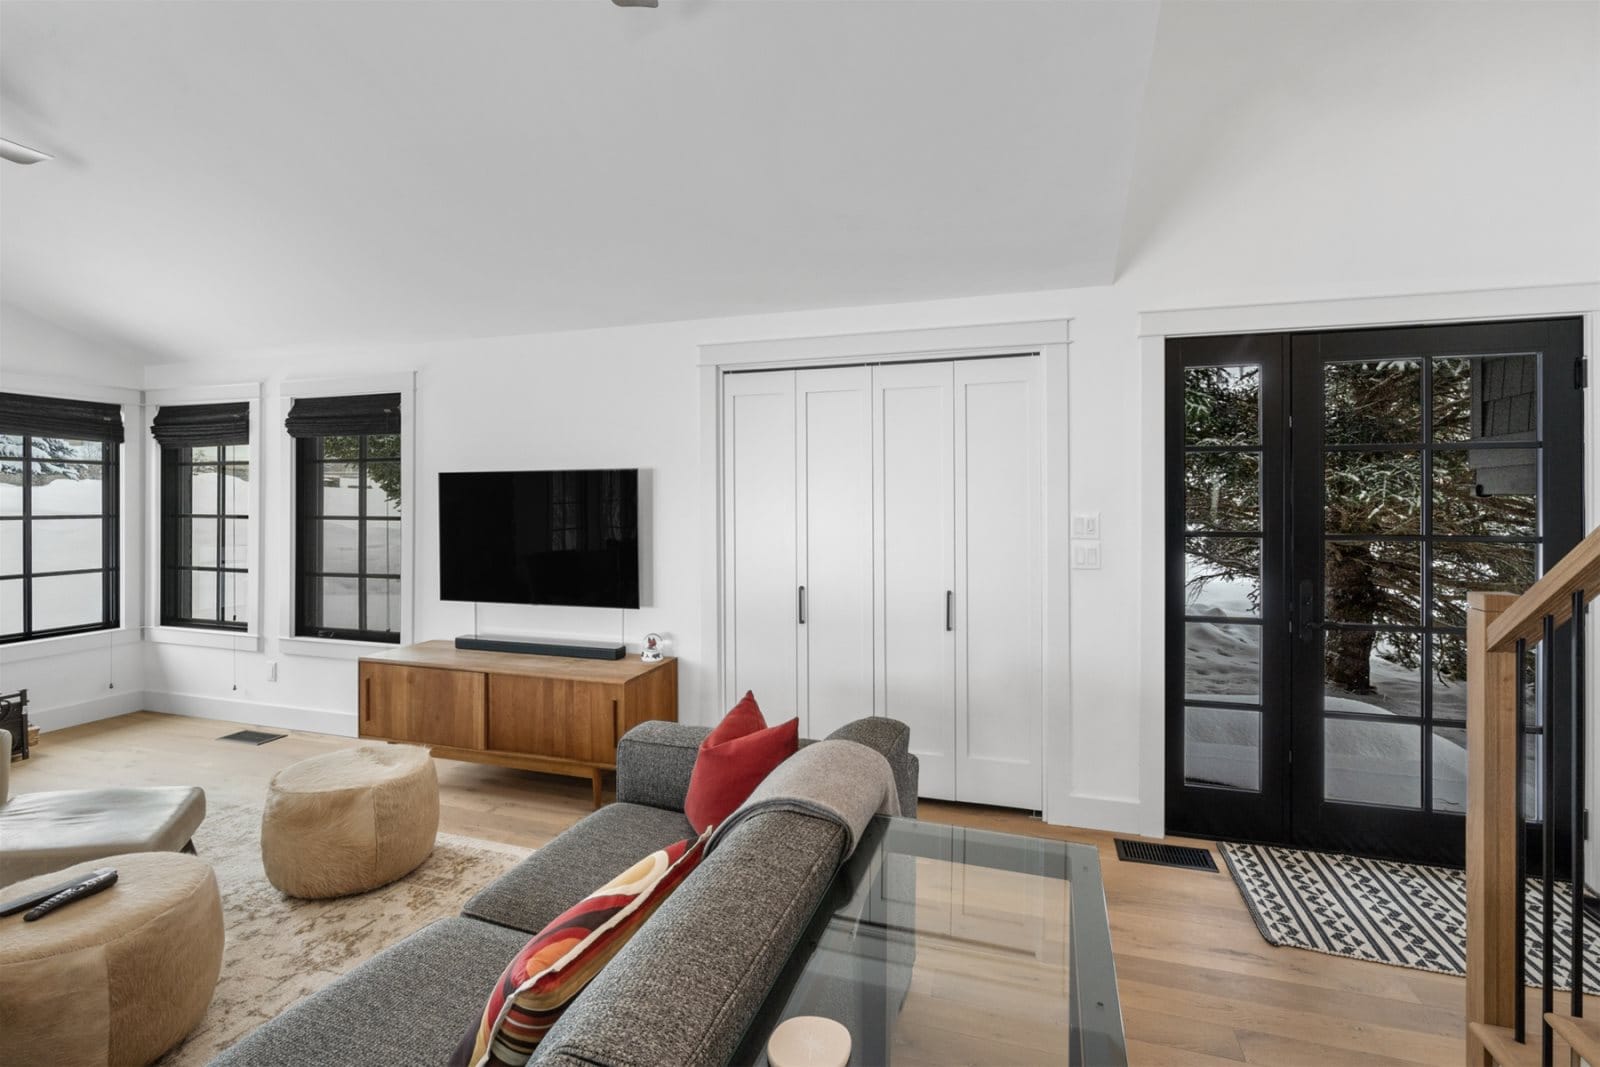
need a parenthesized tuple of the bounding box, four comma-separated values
(10, 0, 1600, 836)
(0, 302, 150, 729)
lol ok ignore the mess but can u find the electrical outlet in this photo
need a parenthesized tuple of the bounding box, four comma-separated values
(1071, 541, 1101, 569)
(1072, 512, 1101, 538)
(266, 661, 279, 683)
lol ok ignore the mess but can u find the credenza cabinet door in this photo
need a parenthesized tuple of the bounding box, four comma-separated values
(797, 366, 874, 738)
(360, 663, 486, 749)
(722, 370, 799, 716)
(874, 362, 957, 801)
(954, 357, 1043, 809)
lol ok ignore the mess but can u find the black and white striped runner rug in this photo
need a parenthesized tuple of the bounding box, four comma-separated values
(1220, 840, 1600, 992)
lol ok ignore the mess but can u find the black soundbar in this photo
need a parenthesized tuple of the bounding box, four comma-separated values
(454, 634, 626, 660)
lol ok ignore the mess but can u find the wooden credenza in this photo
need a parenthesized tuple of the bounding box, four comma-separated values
(357, 641, 678, 808)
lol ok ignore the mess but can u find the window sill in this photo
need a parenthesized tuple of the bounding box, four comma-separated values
(147, 627, 260, 653)
(279, 635, 399, 660)
(0, 627, 140, 664)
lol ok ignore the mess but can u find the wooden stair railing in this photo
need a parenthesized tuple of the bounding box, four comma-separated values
(1467, 524, 1600, 1067)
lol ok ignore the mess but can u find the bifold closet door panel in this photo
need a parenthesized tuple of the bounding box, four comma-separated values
(797, 366, 874, 738)
(722, 370, 798, 716)
(874, 361, 957, 801)
(954, 357, 1043, 809)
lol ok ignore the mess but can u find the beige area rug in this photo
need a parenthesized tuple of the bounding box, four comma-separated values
(155, 802, 530, 1066)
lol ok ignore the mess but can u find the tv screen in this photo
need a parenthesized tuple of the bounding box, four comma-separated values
(439, 469, 640, 609)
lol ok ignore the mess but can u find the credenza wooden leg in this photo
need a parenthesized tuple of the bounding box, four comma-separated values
(591, 768, 604, 809)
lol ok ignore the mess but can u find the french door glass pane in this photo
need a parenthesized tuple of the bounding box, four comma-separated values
(1325, 719, 1421, 809)
(1324, 451, 1421, 535)
(1323, 631, 1421, 718)
(1184, 453, 1259, 531)
(1323, 359, 1422, 444)
(1431, 448, 1538, 536)
(1184, 620, 1260, 704)
(1432, 353, 1537, 443)
(1184, 537, 1260, 618)
(33, 572, 102, 631)
(1184, 706, 1260, 791)
(1323, 540, 1421, 626)
(1430, 541, 1537, 627)
(32, 518, 102, 573)
(1432, 726, 1468, 813)
(1431, 634, 1468, 723)
(1183, 366, 1259, 445)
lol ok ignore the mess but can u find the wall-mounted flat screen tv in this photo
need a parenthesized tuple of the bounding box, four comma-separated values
(439, 469, 640, 609)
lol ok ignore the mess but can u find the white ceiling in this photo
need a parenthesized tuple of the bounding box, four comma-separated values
(0, 1, 1159, 363)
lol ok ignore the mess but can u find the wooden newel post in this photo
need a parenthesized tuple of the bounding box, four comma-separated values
(1466, 590, 1522, 1067)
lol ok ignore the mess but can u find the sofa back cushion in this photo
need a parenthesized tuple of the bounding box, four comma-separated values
(451, 831, 709, 1067)
(531, 809, 847, 1067)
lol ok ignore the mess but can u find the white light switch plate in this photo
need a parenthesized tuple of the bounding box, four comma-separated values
(1071, 540, 1101, 569)
(1072, 512, 1101, 538)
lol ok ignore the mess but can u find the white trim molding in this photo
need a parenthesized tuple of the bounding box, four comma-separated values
(700, 318, 1072, 369)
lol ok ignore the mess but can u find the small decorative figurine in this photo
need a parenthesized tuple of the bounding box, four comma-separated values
(641, 633, 664, 661)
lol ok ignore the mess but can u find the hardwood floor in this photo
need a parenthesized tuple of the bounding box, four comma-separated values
(11, 711, 1472, 1065)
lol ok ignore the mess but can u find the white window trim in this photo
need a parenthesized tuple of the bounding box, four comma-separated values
(0, 372, 143, 653)
(278, 372, 416, 658)
(143, 382, 264, 650)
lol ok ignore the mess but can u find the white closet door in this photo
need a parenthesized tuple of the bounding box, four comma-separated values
(722, 370, 798, 716)
(954, 356, 1043, 809)
(874, 361, 957, 800)
(797, 366, 874, 738)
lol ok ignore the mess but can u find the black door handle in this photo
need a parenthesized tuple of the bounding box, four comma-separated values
(1297, 579, 1322, 642)
(798, 585, 807, 625)
(946, 590, 954, 632)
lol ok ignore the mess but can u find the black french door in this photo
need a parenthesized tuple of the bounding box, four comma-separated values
(1166, 318, 1585, 867)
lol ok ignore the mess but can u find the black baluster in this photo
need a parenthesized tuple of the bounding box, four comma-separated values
(1573, 590, 1586, 1020)
(1543, 611, 1557, 1067)
(1517, 635, 1529, 1043)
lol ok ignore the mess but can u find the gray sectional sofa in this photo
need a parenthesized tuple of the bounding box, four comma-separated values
(212, 716, 918, 1067)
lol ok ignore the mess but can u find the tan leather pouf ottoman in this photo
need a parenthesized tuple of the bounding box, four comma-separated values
(261, 744, 439, 898)
(0, 852, 223, 1067)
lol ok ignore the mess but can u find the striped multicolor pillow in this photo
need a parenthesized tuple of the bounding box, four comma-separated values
(450, 830, 710, 1067)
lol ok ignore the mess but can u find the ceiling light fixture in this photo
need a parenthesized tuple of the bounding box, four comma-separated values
(0, 138, 53, 165)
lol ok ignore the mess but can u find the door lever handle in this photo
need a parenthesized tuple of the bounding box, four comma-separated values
(798, 585, 807, 625)
(946, 590, 954, 632)
(1296, 579, 1321, 643)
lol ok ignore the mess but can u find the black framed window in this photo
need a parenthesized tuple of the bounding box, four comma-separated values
(288, 394, 402, 642)
(0, 392, 124, 643)
(153, 402, 251, 630)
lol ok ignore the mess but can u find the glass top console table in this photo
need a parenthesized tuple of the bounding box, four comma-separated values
(732, 815, 1126, 1066)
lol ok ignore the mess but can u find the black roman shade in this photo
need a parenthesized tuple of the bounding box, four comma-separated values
(0, 391, 125, 444)
(150, 402, 250, 447)
(284, 394, 401, 438)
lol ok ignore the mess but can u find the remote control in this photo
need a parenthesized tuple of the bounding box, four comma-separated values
(23, 868, 118, 922)
(1, 870, 112, 918)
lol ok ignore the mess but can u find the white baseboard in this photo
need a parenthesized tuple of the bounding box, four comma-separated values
(143, 690, 358, 738)
(1048, 792, 1148, 836)
(32, 688, 151, 732)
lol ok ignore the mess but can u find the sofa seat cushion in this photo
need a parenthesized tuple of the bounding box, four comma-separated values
(462, 802, 694, 935)
(209, 917, 530, 1067)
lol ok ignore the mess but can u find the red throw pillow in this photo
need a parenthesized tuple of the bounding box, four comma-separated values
(684, 692, 799, 833)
